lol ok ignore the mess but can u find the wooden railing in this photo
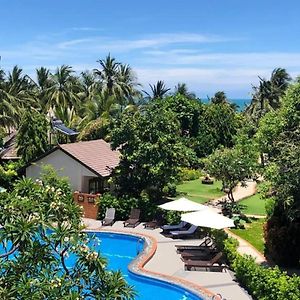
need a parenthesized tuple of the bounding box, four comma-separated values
(73, 192, 100, 219)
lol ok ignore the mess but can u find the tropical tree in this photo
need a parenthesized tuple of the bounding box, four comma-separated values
(94, 54, 121, 96)
(174, 83, 196, 99)
(16, 110, 49, 163)
(262, 83, 300, 266)
(110, 102, 196, 199)
(35, 67, 53, 112)
(205, 138, 258, 202)
(0, 167, 135, 299)
(204, 100, 240, 149)
(46, 65, 80, 113)
(143, 80, 170, 100)
(246, 68, 291, 123)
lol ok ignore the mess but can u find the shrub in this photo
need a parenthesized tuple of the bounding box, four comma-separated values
(179, 168, 203, 181)
(162, 183, 177, 197)
(264, 216, 300, 267)
(163, 211, 181, 225)
(220, 234, 300, 300)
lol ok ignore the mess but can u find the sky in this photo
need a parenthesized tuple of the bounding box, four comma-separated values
(1, 0, 300, 98)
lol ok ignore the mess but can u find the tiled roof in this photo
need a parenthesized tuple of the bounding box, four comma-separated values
(59, 139, 120, 177)
(0, 145, 20, 160)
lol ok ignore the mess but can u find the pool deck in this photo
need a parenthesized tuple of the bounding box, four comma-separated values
(84, 218, 252, 300)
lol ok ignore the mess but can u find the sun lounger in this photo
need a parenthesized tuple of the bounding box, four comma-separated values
(161, 221, 188, 232)
(175, 237, 215, 252)
(183, 252, 224, 271)
(180, 248, 218, 259)
(123, 208, 141, 228)
(169, 225, 198, 238)
(101, 207, 115, 226)
(144, 212, 164, 229)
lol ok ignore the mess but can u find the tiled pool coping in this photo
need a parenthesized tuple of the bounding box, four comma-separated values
(85, 228, 216, 300)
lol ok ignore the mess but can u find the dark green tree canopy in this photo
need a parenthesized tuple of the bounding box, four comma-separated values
(110, 102, 196, 199)
(16, 110, 49, 163)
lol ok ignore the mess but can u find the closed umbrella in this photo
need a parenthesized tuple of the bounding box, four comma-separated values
(158, 197, 208, 212)
(181, 209, 235, 229)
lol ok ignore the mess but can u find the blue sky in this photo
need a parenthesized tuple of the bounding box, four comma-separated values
(1, 0, 300, 98)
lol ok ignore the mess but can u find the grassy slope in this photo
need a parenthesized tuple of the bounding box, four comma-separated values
(176, 179, 225, 204)
(239, 193, 266, 216)
(231, 218, 266, 253)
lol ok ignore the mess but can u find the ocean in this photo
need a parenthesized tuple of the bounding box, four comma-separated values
(201, 98, 251, 112)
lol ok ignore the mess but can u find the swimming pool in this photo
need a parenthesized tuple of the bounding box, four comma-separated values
(83, 232, 205, 300)
(0, 231, 206, 299)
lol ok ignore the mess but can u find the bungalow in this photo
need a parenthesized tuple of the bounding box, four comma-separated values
(26, 139, 120, 218)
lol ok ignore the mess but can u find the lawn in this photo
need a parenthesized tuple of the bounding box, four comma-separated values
(239, 193, 266, 216)
(176, 179, 225, 204)
(231, 218, 266, 253)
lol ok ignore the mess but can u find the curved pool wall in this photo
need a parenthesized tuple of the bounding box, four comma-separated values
(86, 231, 211, 300)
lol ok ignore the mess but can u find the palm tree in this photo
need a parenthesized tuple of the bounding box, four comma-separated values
(174, 83, 196, 99)
(0, 66, 35, 128)
(35, 67, 53, 112)
(94, 54, 121, 96)
(144, 80, 170, 100)
(246, 68, 291, 122)
(46, 65, 80, 113)
(117, 64, 141, 105)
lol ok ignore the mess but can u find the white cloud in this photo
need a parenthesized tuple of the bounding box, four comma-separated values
(1, 31, 300, 97)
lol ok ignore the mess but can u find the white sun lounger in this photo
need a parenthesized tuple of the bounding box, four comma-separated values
(169, 225, 198, 238)
(161, 221, 187, 232)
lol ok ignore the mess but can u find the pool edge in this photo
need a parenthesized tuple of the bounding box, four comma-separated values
(85, 229, 215, 300)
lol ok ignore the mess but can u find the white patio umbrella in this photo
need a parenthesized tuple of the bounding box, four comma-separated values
(158, 197, 208, 212)
(181, 209, 235, 229)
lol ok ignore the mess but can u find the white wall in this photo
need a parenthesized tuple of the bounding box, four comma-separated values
(26, 149, 97, 192)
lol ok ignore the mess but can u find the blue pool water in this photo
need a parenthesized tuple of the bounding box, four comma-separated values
(0, 232, 204, 300)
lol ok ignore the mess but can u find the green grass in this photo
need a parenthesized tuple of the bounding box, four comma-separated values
(239, 193, 266, 216)
(231, 218, 266, 253)
(176, 179, 225, 204)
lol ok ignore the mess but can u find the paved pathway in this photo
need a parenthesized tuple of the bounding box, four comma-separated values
(209, 180, 257, 206)
(84, 219, 252, 300)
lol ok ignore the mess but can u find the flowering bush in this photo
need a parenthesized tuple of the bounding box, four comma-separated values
(0, 167, 134, 299)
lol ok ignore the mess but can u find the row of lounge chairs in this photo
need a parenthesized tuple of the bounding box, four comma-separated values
(102, 208, 199, 239)
(101, 208, 141, 228)
(175, 237, 225, 271)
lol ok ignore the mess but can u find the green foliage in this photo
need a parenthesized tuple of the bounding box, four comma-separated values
(222, 236, 300, 300)
(163, 211, 181, 225)
(205, 140, 258, 201)
(16, 110, 49, 163)
(178, 168, 203, 181)
(110, 102, 196, 199)
(261, 83, 300, 266)
(204, 101, 240, 149)
(78, 117, 111, 141)
(0, 163, 18, 190)
(97, 193, 157, 221)
(0, 172, 134, 299)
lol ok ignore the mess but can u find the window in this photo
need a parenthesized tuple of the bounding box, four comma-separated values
(88, 178, 103, 194)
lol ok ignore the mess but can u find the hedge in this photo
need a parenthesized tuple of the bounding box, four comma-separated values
(222, 237, 300, 300)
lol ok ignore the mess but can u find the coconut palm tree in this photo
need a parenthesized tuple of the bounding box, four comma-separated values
(94, 54, 121, 97)
(144, 80, 170, 100)
(174, 83, 196, 99)
(46, 65, 80, 114)
(246, 68, 291, 122)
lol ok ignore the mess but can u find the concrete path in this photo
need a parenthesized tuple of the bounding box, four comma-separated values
(84, 219, 252, 300)
(209, 180, 257, 206)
